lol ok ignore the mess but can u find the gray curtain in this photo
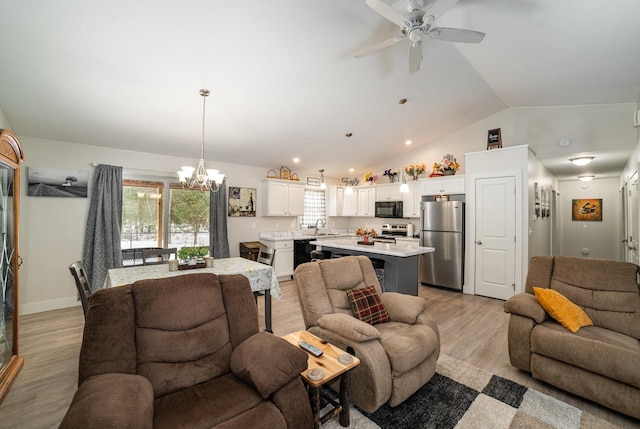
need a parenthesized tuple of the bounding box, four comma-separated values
(82, 164, 123, 292)
(209, 182, 230, 258)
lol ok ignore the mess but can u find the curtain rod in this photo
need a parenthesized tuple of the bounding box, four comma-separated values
(90, 163, 176, 177)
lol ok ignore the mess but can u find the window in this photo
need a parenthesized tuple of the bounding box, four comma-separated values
(122, 180, 210, 255)
(167, 187, 210, 248)
(122, 180, 163, 249)
(299, 189, 326, 229)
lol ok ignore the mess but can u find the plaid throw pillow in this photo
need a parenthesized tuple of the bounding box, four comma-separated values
(346, 285, 389, 325)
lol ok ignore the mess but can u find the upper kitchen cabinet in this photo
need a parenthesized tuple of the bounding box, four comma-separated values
(376, 184, 402, 201)
(262, 179, 305, 216)
(357, 187, 376, 217)
(327, 186, 345, 216)
(421, 175, 465, 195)
(402, 182, 422, 218)
(342, 189, 358, 216)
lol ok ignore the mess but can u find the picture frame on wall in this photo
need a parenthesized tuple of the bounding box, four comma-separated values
(228, 187, 256, 217)
(487, 128, 502, 150)
(572, 198, 602, 221)
(27, 167, 89, 198)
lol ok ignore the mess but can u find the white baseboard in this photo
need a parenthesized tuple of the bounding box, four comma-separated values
(20, 296, 81, 315)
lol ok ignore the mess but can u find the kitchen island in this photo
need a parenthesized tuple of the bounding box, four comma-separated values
(310, 238, 434, 296)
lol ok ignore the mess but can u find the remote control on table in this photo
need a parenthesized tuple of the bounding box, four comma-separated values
(299, 340, 323, 357)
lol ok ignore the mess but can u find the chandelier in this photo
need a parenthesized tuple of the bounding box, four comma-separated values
(177, 89, 225, 192)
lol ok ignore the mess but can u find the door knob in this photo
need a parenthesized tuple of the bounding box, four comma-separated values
(476, 240, 482, 245)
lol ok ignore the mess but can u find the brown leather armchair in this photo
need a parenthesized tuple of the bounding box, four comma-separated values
(294, 255, 440, 413)
(60, 273, 313, 429)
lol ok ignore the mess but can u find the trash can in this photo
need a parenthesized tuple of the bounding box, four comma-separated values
(240, 241, 263, 261)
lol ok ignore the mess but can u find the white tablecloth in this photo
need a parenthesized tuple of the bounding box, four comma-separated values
(104, 257, 282, 299)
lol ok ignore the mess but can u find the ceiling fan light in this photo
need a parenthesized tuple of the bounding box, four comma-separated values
(578, 175, 595, 182)
(570, 156, 594, 166)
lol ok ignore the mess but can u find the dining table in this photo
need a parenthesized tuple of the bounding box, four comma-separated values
(104, 257, 281, 332)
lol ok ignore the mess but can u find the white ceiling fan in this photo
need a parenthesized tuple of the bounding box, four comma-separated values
(355, 0, 485, 73)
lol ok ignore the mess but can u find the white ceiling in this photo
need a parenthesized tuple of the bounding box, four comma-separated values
(1, 0, 639, 180)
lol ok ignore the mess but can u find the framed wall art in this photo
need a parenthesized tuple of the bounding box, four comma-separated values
(228, 187, 256, 217)
(27, 167, 89, 197)
(572, 198, 602, 221)
(487, 128, 502, 150)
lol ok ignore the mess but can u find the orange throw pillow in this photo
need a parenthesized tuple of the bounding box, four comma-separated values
(533, 287, 593, 333)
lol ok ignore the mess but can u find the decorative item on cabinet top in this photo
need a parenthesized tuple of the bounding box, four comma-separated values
(266, 167, 299, 181)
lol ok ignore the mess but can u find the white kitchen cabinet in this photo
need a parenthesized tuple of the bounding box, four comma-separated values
(262, 179, 305, 216)
(421, 175, 465, 195)
(357, 187, 376, 217)
(259, 239, 294, 279)
(376, 184, 402, 201)
(342, 189, 358, 216)
(327, 186, 344, 216)
(402, 182, 422, 218)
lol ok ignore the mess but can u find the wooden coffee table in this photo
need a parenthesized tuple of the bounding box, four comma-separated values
(282, 330, 360, 428)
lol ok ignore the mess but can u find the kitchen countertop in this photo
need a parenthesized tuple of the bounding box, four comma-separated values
(259, 231, 353, 241)
(310, 238, 434, 258)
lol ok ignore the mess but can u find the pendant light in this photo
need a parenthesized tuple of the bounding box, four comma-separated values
(177, 89, 225, 192)
(399, 98, 409, 193)
(319, 169, 327, 189)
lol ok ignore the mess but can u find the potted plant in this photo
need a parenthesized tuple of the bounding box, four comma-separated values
(383, 168, 399, 183)
(364, 172, 377, 184)
(438, 154, 460, 175)
(178, 246, 209, 265)
(355, 227, 378, 243)
(404, 164, 426, 180)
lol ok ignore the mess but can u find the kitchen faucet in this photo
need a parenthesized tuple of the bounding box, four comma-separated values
(315, 218, 326, 236)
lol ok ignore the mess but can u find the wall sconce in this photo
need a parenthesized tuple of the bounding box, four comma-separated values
(570, 157, 594, 166)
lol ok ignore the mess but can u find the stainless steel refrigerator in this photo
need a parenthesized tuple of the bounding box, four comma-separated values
(419, 201, 465, 290)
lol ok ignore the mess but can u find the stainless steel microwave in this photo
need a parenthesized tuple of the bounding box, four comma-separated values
(375, 201, 403, 218)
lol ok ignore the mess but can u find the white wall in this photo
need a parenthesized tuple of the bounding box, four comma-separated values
(18, 136, 349, 314)
(0, 107, 11, 129)
(558, 178, 622, 260)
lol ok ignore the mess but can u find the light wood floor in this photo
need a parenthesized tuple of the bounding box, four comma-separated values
(1, 281, 639, 428)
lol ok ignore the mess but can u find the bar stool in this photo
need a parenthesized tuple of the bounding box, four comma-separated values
(310, 250, 332, 261)
(370, 258, 385, 292)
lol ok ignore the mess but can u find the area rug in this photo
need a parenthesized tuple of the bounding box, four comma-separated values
(322, 354, 626, 429)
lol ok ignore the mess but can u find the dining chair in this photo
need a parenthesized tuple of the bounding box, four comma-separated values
(141, 248, 178, 265)
(254, 246, 276, 302)
(257, 246, 276, 266)
(69, 261, 91, 317)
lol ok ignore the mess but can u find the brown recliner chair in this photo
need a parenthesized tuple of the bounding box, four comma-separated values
(294, 255, 440, 413)
(60, 273, 313, 429)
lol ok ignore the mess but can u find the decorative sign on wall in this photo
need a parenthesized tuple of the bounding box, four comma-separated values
(228, 187, 256, 217)
(27, 167, 89, 198)
(572, 198, 602, 221)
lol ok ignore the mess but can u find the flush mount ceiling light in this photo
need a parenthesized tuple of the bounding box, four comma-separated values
(558, 138, 571, 147)
(570, 156, 594, 166)
(319, 169, 327, 190)
(578, 175, 595, 182)
(177, 89, 225, 192)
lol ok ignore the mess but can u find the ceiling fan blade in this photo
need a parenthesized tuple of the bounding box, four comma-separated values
(354, 35, 406, 58)
(365, 0, 410, 28)
(428, 27, 485, 43)
(423, 0, 459, 21)
(408, 40, 422, 73)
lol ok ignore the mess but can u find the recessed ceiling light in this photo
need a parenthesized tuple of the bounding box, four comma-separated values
(349, 168, 354, 173)
(578, 175, 595, 182)
(558, 138, 571, 147)
(405, 140, 412, 145)
(570, 156, 594, 166)
(293, 157, 300, 163)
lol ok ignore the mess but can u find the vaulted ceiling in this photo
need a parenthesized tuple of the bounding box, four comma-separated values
(1, 0, 639, 180)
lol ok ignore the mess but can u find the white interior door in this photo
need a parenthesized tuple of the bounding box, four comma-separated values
(475, 176, 516, 300)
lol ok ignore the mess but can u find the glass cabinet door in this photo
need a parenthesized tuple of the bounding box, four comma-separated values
(0, 129, 24, 403)
(0, 165, 14, 371)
